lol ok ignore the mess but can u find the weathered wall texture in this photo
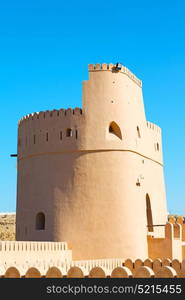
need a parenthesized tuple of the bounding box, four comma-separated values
(0, 213, 15, 241)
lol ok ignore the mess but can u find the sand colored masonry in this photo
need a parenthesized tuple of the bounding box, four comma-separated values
(1, 63, 184, 277)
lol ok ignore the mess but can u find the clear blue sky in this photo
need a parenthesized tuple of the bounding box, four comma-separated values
(0, 0, 185, 214)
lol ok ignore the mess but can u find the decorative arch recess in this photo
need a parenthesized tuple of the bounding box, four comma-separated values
(109, 121, 122, 140)
(146, 194, 153, 232)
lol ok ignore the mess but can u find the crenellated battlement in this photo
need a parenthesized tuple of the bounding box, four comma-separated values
(168, 216, 185, 224)
(0, 241, 68, 252)
(146, 121, 162, 154)
(1, 255, 185, 277)
(18, 107, 83, 126)
(17, 106, 83, 156)
(88, 63, 142, 87)
(146, 121, 161, 133)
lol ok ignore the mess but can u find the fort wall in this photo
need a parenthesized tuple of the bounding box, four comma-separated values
(0, 241, 72, 266)
(148, 217, 185, 261)
(2, 216, 185, 277)
(1, 248, 185, 277)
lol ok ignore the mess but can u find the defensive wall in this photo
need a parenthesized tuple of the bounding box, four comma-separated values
(0, 241, 72, 267)
(1, 216, 185, 277)
(1, 257, 185, 278)
(148, 216, 185, 260)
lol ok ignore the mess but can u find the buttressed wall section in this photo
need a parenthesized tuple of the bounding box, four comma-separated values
(16, 63, 168, 260)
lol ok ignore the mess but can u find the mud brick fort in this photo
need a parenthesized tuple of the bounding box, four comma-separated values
(0, 63, 185, 278)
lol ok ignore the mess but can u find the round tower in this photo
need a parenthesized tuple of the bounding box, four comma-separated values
(16, 63, 168, 260)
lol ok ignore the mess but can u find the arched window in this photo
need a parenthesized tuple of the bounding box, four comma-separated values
(137, 126, 141, 138)
(146, 194, 153, 232)
(36, 212, 45, 230)
(109, 121, 122, 140)
(66, 128, 72, 137)
(156, 143, 159, 151)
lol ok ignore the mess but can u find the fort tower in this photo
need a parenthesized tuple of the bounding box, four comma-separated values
(16, 63, 168, 260)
